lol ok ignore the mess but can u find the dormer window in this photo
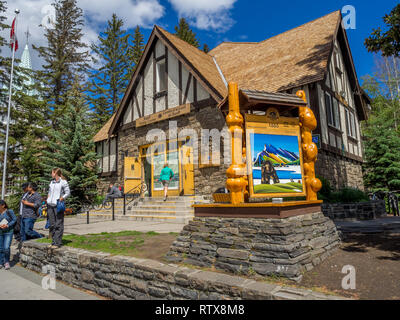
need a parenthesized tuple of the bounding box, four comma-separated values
(156, 59, 166, 93)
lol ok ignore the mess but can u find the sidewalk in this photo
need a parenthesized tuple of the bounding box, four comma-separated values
(34, 216, 186, 236)
(0, 264, 101, 300)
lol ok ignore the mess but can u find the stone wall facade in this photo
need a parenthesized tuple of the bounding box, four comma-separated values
(322, 200, 386, 221)
(166, 212, 341, 281)
(110, 105, 230, 198)
(316, 150, 364, 191)
(19, 241, 343, 300)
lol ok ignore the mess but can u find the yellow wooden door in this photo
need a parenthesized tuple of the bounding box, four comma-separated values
(181, 146, 194, 195)
(124, 157, 141, 193)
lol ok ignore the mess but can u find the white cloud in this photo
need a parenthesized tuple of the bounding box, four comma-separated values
(2, 0, 165, 69)
(168, 0, 237, 33)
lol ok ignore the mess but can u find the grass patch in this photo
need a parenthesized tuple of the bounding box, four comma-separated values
(37, 230, 178, 261)
(254, 183, 303, 194)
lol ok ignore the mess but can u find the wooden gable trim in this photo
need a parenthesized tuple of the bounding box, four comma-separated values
(154, 26, 224, 102)
(109, 26, 224, 136)
(109, 28, 158, 135)
(322, 12, 342, 91)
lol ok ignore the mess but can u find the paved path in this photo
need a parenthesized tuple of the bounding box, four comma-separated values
(0, 263, 101, 300)
(34, 217, 185, 236)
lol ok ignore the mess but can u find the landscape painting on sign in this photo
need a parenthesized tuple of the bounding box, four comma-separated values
(250, 133, 304, 194)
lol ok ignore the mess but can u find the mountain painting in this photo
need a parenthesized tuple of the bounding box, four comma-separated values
(249, 133, 304, 194)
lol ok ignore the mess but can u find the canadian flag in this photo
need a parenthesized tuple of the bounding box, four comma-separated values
(10, 17, 18, 52)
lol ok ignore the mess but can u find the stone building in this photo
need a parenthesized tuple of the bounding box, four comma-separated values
(93, 10, 370, 197)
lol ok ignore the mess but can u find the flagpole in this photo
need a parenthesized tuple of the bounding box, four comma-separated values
(2, 10, 19, 200)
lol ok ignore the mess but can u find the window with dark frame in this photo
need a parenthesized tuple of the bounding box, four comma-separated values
(325, 92, 341, 130)
(156, 59, 166, 93)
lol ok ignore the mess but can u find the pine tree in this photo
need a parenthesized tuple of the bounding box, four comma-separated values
(363, 103, 400, 191)
(174, 18, 200, 48)
(87, 13, 131, 131)
(0, 1, 9, 83)
(127, 25, 144, 79)
(365, 4, 400, 57)
(34, 0, 90, 129)
(203, 44, 210, 53)
(41, 81, 99, 208)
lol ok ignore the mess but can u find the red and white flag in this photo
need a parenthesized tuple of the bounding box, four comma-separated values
(10, 17, 18, 52)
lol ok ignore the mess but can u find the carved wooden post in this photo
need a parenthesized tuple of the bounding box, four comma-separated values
(226, 82, 246, 205)
(296, 90, 322, 201)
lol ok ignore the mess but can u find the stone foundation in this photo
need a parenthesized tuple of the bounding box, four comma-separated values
(166, 212, 341, 281)
(19, 241, 343, 300)
(316, 150, 364, 191)
(322, 200, 386, 221)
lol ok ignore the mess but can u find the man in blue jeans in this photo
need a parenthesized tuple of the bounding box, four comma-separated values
(20, 182, 43, 241)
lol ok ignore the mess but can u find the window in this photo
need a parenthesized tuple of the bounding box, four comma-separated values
(345, 109, 357, 139)
(325, 92, 341, 130)
(325, 92, 334, 126)
(332, 98, 341, 129)
(156, 59, 166, 92)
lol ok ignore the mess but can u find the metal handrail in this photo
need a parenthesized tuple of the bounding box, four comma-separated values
(124, 182, 148, 209)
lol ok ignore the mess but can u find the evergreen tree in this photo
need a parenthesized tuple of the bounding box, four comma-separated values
(127, 25, 144, 79)
(174, 18, 200, 48)
(365, 4, 400, 57)
(34, 0, 90, 129)
(203, 43, 210, 53)
(41, 81, 99, 208)
(87, 13, 131, 131)
(363, 102, 400, 191)
(0, 1, 9, 83)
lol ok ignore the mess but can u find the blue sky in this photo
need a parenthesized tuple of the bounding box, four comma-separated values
(4, 0, 397, 83)
(152, 0, 397, 82)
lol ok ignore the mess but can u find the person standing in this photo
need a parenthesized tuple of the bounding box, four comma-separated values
(20, 182, 43, 242)
(13, 182, 29, 242)
(159, 163, 174, 201)
(47, 168, 70, 249)
(0, 200, 17, 270)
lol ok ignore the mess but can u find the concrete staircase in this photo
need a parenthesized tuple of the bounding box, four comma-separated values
(76, 196, 210, 224)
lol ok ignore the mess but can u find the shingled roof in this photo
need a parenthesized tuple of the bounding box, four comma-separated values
(94, 10, 359, 142)
(93, 114, 115, 143)
(210, 10, 341, 93)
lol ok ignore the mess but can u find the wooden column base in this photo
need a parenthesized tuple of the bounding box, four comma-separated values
(193, 200, 323, 219)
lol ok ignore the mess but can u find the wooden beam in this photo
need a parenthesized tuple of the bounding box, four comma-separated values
(153, 48, 156, 114)
(183, 73, 192, 104)
(134, 94, 141, 118)
(165, 44, 168, 110)
(193, 77, 197, 103)
(178, 60, 182, 105)
(142, 73, 145, 116)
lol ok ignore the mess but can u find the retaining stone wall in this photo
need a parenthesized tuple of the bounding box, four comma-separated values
(19, 241, 342, 300)
(166, 212, 341, 281)
(321, 200, 386, 221)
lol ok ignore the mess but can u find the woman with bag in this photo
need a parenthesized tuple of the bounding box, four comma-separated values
(46, 168, 70, 249)
(0, 200, 17, 270)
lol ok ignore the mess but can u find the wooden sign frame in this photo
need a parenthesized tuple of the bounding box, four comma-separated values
(245, 111, 306, 199)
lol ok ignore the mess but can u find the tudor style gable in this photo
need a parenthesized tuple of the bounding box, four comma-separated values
(109, 26, 226, 134)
